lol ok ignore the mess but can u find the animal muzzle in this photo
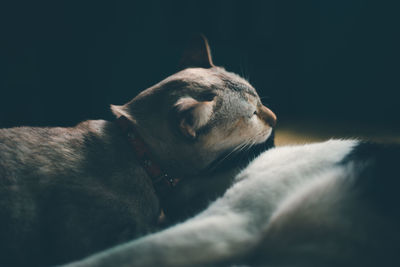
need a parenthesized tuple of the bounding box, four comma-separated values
(259, 105, 277, 128)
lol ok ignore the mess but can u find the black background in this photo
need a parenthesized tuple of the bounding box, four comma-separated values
(1, 1, 399, 128)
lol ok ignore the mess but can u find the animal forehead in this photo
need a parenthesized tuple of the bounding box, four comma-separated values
(166, 67, 257, 95)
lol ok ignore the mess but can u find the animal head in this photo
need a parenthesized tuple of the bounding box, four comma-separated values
(111, 35, 276, 173)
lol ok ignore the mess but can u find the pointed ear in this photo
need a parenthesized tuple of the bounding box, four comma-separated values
(174, 96, 214, 139)
(111, 104, 131, 119)
(179, 34, 214, 70)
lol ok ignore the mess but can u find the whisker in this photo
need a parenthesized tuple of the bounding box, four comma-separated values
(207, 139, 255, 172)
(240, 63, 247, 82)
(207, 143, 245, 171)
(241, 53, 250, 82)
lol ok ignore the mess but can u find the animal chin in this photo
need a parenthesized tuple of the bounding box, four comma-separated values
(265, 127, 273, 140)
(208, 130, 275, 173)
(256, 127, 273, 144)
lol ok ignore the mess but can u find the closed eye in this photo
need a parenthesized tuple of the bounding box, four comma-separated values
(247, 110, 257, 119)
(200, 92, 217, 101)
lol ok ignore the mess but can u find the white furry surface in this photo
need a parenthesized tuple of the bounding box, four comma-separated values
(68, 140, 395, 267)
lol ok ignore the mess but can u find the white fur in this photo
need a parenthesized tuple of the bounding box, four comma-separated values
(68, 140, 379, 267)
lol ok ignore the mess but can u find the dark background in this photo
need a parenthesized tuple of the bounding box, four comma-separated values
(1, 0, 399, 128)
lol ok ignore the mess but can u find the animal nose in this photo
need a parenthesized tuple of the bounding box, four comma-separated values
(259, 105, 277, 127)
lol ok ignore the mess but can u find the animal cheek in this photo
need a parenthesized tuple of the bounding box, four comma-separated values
(226, 118, 248, 138)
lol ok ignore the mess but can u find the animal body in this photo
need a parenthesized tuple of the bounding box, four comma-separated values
(68, 140, 400, 267)
(0, 36, 276, 266)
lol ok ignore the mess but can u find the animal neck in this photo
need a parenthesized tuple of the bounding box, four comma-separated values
(133, 124, 216, 177)
(115, 116, 181, 212)
(117, 116, 178, 187)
